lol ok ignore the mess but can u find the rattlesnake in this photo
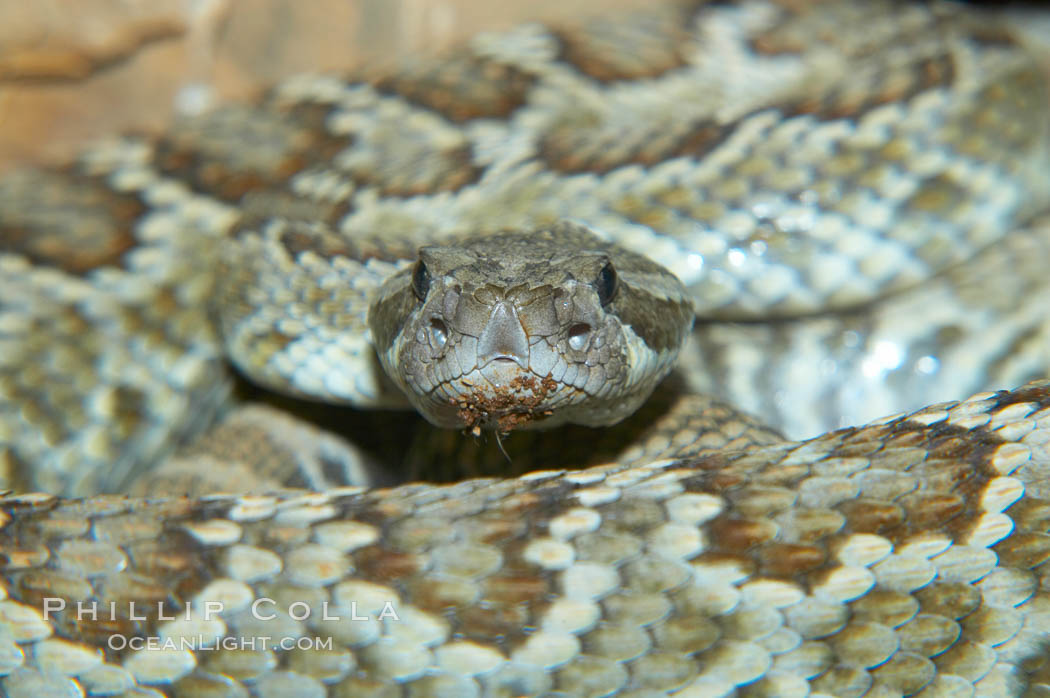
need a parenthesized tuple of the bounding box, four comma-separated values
(0, 0, 1049, 695)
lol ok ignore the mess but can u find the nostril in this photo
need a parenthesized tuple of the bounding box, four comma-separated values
(568, 323, 591, 351)
(429, 318, 448, 348)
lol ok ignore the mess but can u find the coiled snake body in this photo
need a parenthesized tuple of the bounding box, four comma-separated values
(0, 1, 1049, 695)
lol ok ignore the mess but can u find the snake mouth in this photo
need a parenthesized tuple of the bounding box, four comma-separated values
(482, 355, 526, 372)
(449, 373, 562, 434)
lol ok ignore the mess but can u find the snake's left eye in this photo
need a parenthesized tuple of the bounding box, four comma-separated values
(412, 259, 431, 301)
(595, 261, 618, 306)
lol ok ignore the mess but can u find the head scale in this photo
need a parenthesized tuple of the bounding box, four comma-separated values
(368, 221, 693, 432)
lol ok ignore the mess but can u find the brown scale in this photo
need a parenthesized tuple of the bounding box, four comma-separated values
(273, 221, 419, 266)
(837, 499, 906, 534)
(351, 141, 479, 198)
(756, 542, 827, 576)
(552, 4, 693, 82)
(56, 613, 141, 656)
(94, 576, 174, 620)
(349, 545, 423, 582)
(537, 119, 730, 176)
(833, 423, 1003, 545)
(995, 531, 1050, 569)
(0, 170, 144, 276)
(455, 600, 533, 642)
(776, 510, 845, 544)
(153, 101, 351, 204)
(850, 589, 919, 627)
(898, 615, 961, 656)
(873, 654, 935, 694)
(783, 53, 957, 122)
(370, 49, 535, 123)
(124, 538, 202, 584)
(13, 571, 90, 616)
(749, 0, 946, 59)
(403, 576, 477, 613)
(149, 102, 373, 232)
(478, 573, 549, 607)
(537, 45, 956, 179)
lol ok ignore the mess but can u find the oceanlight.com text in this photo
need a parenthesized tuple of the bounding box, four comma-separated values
(106, 634, 336, 652)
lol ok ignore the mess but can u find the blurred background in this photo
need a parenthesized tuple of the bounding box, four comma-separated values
(0, 0, 661, 172)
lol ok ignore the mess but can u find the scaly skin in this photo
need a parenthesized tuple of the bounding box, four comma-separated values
(0, 382, 1047, 695)
(0, 1, 1049, 696)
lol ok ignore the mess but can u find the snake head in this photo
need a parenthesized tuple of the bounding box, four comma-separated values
(369, 221, 694, 433)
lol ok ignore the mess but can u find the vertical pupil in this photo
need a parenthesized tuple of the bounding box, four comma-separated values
(412, 260, 430, 300)
(597, 262, 617, 305)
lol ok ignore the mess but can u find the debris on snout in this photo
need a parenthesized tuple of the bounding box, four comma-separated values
(453, 373, 560, 434)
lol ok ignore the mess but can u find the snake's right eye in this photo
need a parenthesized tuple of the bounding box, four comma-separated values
(595, 261, 618, 306)
(412, 260, 431, 300)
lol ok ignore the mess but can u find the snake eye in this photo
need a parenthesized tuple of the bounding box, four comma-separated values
(411, 259, 431, 301)
(595, 261, 618, 306)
